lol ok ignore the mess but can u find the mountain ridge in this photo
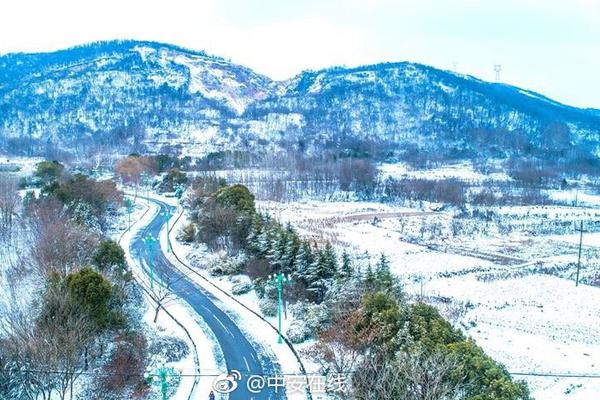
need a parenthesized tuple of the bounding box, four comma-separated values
(0, 40, 598, 163)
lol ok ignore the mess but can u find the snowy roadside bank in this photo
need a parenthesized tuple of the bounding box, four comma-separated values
(116, 194, 224, 400)
(149, 193, 312, 400)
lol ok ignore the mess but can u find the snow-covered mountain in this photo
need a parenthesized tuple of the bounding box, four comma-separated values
(1, 40, 599, 161)
(244, 63, 600, 160)
(0, 40, 277, 156)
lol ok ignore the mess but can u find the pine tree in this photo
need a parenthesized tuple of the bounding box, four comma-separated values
(293, 241, 314, 282)
(256, 224, 274, 256)
(304, 242, 338, 302)
(246, 214, 264, 251)
(364, 263, 375, 288)
(305, 247, 325, 301)
(321, 242, 338, 281)
(376, 253, 390, 274)
(374, 253, 400, 296)
(337, 249, 353, 280)
(281, 234, 300, 274)
(268, 230, 288, 267)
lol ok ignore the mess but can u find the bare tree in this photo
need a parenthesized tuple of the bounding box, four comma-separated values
(353, 348, 469, 400)
(27, 199, 99, 277)
(37, 284, 95, 400)
(0, 174, 20, 241)
(303, 313, 371, 376)
(114, 156, 156, 200)
(0, 285, 94, 400)
(146, 274, 178, 323)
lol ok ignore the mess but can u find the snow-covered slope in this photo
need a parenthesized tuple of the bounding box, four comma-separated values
(244, 63, 600, 159)
(1, 41, 599, 160)
(0, 40, 277, 156)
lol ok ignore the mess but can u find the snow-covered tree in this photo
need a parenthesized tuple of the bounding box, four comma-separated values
(337, 249, 353, 280)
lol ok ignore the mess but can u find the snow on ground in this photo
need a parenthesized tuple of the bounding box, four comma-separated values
(146, 192, 311, 399)
(548, 188, 600, 207)
(421, 274, 600, 400)
(378, 161, 511, 182)
(116, 194, 222, 400)
(0, 155, 44, 175)
(258, 198, 600, 400)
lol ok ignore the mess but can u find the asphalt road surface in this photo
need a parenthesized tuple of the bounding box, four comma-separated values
(130, 197, 285, 399)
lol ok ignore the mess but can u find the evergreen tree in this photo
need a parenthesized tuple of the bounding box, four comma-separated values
(294, 241, 314, 283)
(256, 225, 274, 256)
(337, 249, 353, 280)
(92, 240, 126, 275)
(364, 263, 375, 288)
(373, 253, 401, 297)
(246, 213, 264, 250)
(268, 230, 289, 267)
(321, 243, 338, 281)
(66, 267, 120, 331)
(280, 234, 300, 274)
(305, 243, 338, 302)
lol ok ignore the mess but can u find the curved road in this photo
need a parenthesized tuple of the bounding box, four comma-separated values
(130, 197, 285, 399)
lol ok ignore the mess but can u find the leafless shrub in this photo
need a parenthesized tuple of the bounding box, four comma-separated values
(0, 174, 20, 241)
(1, 284, 95, 400)
(384, 178, 467, 205)
(27, 199, 100, 277)
(353, 348, 469, 400)
(99, 332, 147, 393)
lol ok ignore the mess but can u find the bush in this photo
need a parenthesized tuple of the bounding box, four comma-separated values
(148, 336, 189, 363)
(259, 297, 278, 317)
(245, 257, 272, 282)
(230, 275, 253, 295)
(208, 253, 246, 276)
(286, 320, 312, 344)
(100, 331, 147, 392)
(92, 240, 126, 274)
(304, 303, 331, 333)
(179, 223, 196, 243)
(214, 184, 255, 214)
(34, 160, 64, 185)
(158, 168, 188, 193)
(42, 173, 122, 230)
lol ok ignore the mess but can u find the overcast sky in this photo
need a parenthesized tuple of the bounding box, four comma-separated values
(1, 0, 599, 108)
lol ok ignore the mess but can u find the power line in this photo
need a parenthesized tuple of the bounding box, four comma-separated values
(510, 372, 600, 379)
(9, 368, 600, 379)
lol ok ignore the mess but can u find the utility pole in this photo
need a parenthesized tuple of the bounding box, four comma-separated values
(161, 208, 173, 253)
(576, 220, 585, 287)
(141, 171, 150, 204)
(124, 198, 133, 229)
(174, 184, 184, 211)
(269, 272, 292, 344)
(143, 233, 157, 289)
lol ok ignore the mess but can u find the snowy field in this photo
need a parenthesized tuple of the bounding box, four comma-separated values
(379, 161, 512, 182)
(257, 198, 600, 400)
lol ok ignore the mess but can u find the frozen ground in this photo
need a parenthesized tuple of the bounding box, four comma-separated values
(258, 198, 600, 400)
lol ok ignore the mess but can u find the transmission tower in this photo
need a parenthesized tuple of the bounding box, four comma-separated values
(494, 64, 502, 81)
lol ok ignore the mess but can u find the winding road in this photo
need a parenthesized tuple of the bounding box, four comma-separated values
(129, 197, 285, 399)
